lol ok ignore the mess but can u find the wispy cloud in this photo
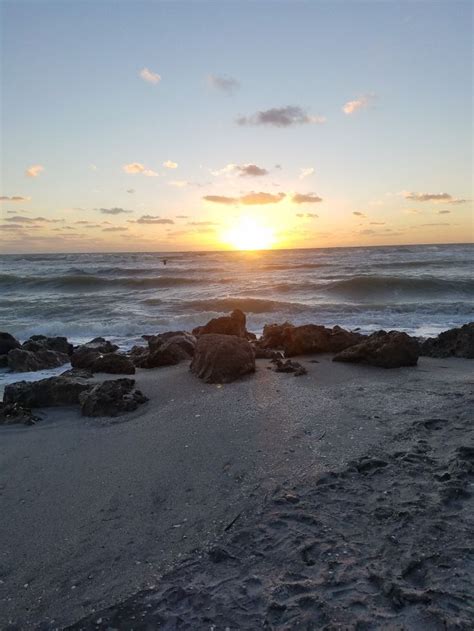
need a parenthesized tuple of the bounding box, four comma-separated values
(122, 163, 159, 177)
(5, 215, 61, 223)
(342, 94, 374, 115)
(126, 189, 135, 194)
(176, 215, 189, 218)
(438, 210, 451, 214)
(187, 221, 219, 226)
(404, 192, 453, 202)
(163, 160, 178, 169)
(139, 67, 161, 84)
(211, 163, 268, 177)
(207, 74, 240, 94)
(203, 191, 286, 205)
(99, 207, 133, 215)
(353, 211, 366, 217)
(25, 164, 44, 178)
(296, 213, 318, 218)
(102, 226, 129, 232)
(292, 193, 323, 204)
(0, 195, 30, 202)
(169, 180, 188, 188)
(134, 215, 175, 225)
(237, 106, 326, 128)
(299, 167, 314, 180)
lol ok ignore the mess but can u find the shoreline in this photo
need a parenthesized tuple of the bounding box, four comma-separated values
(1, 355, 472, 628)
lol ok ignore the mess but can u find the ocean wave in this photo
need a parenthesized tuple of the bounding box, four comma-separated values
(322, 275, 474, 299)
(179, 297, 310, 314)
(0, 273, 209, 291)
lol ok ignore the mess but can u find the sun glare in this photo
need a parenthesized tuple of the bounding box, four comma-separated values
(222, 217, 276, 251)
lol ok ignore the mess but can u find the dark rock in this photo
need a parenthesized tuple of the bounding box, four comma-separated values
(90, 353, 135, 374)
(192, 309, 248, 338)
(79, 378, 148, 417)
(259, 322, 364, 356)
(333, 330, 419, 368)
(273, 358, 307, 376)
(190, 334, 256, 383)
(23, 335, 73, 355)
(0, 332, 21, 355)
(3, 376, 92, 407)
(0, 355, 8, 368)
(253, 346, 283, 360)
(61, 368, 94, 379)
(7, 348, 70, 372)
(420, 323, 474, 358)
(85, 337, 119, 353)
(147, 332, 196, 356)
(132, 333, 196, 368)
(0, 402, 40, 425)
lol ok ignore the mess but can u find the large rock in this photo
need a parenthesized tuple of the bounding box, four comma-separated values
(190, 334, 255, 383)
(22, 335, 73, 356)
(333, 331, 419, 368)
(420, 323, 474, 359)
(132, 332, 196, 368)
(192, 309, 248, 338)
(0, 402, 40, 425)
(7, 348, 70, 372)
(3, 376, 92, 407)
(90, 353, 135, 374)
(79, 378, 148, 417)
(0, 332, 21, 355)
(259, 323, 364, 357)
(148, 331, 197, 356)
(71, 337, 119, 369)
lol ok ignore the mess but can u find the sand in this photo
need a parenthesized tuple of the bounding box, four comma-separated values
(0, 356, 472, 629)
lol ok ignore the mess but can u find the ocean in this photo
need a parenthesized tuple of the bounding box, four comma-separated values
(1, 243, 473, 344)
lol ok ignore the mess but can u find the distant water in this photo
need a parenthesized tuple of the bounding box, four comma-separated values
(1, 244, 473, 348)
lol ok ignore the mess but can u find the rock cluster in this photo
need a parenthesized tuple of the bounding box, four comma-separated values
(131, 331, 196, 368)
(1, 334, 73, 372)
(79, 379, 148, 417)
(0, 402, 40, 425)
(71, 338, 135, 374)
(333, 331, 419, 368)
(258, 323, 364, 357)
(420, 322, 474, 359)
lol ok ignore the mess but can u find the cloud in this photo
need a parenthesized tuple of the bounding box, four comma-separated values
(419, 222, 451, 227)
(296, 212, 318, 218)
(126, 189, 135, 194)
(370, 221, 385, 225)
(176, 215, 189, 218)
(122, 163, 159, 177)
(135, 215, 175, 225)
(187, 221, 219, 226)
(438, 210, 451, 214)
(0, 195, 30, 202)
(203, 191, 285, 205)
(25, 164, 44, 178)
(299, 167, 314, 180)
(5, 215, 61, 223)
(237, 106, 326, 128)
(163, 160, 178, 169)
(102, 226, 129, 232)
(342, 94, 374, 114)
(236, 164, 268, 177)
(353, 211, 366, 217)
(292, 193, 323, 204)
(207, 74, 240, 94)
(404, 192, 453, 202)
(447, 198, 469, 205)
(99, 207, 133, 215)
(139, 67, 161, 84)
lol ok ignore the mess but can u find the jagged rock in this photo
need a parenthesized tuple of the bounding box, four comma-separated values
(259, 322, 363, 357)
(420, 323, 474, 358)
(132, 333, 196, 368)
(61, 368, 94, 379)
(192, 309, 248, 338)
(259, 322, 294, 349)
(333, 330, 419, 368)
(71, 337, 119, 369)
(23, 335, 73, 355)
(3, 376, 92, 407)
(79, 378, 148, 417)
(148, 332, 196, 356)
(190, 334, 255, 383)
(0, 355, 8, 368)
(90, 353, 135, 374)
(273, 358, 307, 376)
(0, 402, 40, 425)
(7, 348, 70, 372)
(253, 346, 283, 360)
(0, 332, 21, 355)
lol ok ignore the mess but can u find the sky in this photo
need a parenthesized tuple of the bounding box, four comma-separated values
(0, 0, 472, 253)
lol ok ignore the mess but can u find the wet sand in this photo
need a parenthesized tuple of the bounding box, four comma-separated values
(0, 356, 473, 629)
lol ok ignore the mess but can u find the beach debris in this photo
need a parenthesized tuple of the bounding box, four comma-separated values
(192, 309, 250, 339)
(258, 322, 364, 357)
(420, 322, 474, 358)
(7, 348, 70, 373)
(0, 401, 40, 425)
(0, 332, 21, 355)
(79, 378, 148, 417)
(3, 375, 92, 407)
(190, 334, 255, 383)
(273, 358, 307, 376)
(333, 330, 419, 368)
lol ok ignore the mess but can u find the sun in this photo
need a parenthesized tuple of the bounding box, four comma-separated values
(222, 216, 276, 250)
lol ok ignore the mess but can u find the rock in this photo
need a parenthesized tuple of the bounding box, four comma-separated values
(23, 335, 73, 355)
(3, 376, 92, 407)
(90, 353, 135, 374)
(192, 309, 248, 338)
(132, 333, 196, 369)
(148, 332, 197, 356)
(258, 322, 363, 356)
(0, 355, 9, 368)
(190, 334, 256, 383)
(333, 330, 419, 368)
(420, 323, 474, 358)
(273, 358, 307, 376)
(253, 346, 283, 360)
(7, 348, 70, 372)
(85, 337, 119, 353)
(0, 402, 40, 425)
(61, 368, 94, 379)
(0, 332, 21, 355)
(79, 378, 148, 417)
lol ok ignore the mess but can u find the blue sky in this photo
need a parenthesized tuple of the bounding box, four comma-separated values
(1, 0, 472, 252)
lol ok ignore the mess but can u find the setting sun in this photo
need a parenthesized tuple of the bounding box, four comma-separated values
(222, 217, 276, 250)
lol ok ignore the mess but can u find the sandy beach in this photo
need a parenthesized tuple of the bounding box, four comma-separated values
(1, 354, 472, 629)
